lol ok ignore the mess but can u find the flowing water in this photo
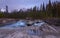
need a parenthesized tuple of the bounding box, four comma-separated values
(0, 20, 45, 28)
(0, 20, 45, 35)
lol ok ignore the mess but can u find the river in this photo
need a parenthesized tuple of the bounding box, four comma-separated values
(0, 20, 59, 38)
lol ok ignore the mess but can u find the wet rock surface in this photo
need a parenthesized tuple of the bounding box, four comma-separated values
(0, 26, 60, 38)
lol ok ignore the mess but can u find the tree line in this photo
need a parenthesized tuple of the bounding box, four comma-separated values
(0, 0, 60, 19)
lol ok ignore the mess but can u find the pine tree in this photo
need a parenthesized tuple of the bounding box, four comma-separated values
(46, 0, 53, 17)
(6, 5, 8, 13)
(42, 3, 45, 12)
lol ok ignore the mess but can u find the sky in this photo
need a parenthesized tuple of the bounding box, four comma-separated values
(0, 0, 60, 12)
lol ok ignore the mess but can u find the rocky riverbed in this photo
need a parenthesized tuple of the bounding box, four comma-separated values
(0, 18, 60, 38)
(0, 25, 60, 38)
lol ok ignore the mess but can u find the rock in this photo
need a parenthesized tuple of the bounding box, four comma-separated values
(46, 35, 57, 38)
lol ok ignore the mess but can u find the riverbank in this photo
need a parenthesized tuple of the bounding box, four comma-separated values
(43, 18, 60, 26)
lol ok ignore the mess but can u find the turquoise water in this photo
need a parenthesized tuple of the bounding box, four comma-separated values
(0, 20, 27, 29)
(0, 20, 45, 29)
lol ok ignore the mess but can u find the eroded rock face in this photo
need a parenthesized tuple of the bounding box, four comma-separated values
(0, 25, 60, 38)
